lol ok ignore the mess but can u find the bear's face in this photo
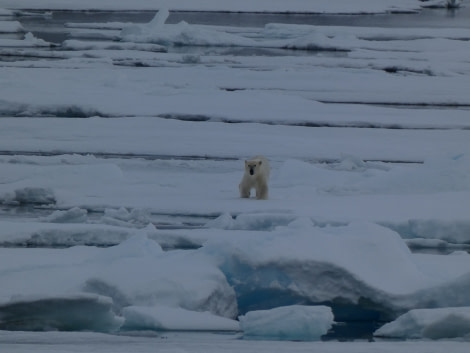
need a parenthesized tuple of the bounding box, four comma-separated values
(245, 160, 262, 176)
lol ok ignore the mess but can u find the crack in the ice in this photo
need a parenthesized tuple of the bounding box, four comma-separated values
(158, 112, 470, 131)
(0, 150, 239, 161)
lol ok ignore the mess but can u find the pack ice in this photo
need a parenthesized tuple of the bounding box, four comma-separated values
(1, 3, 470, 343)
(1, 218, 470, 340)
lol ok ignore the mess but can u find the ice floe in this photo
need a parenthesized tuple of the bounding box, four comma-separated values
(374, 307, 470, 339)
(0, 32, 51, 47)
(0, 20, 23, 33)
(0, 234, 238, 324)
(239, 305, 334, 341)
(202, 221, 470, 318)
(39, 207, 88, 223)
(0, 294, 123, 332)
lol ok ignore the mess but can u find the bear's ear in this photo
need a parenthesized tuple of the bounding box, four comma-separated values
(245, 160, 249, 165)
(258, 160, 262, 165)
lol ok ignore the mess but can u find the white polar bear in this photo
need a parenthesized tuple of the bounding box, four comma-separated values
(239, 155, 270, 200)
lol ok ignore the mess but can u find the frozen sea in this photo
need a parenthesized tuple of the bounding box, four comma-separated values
(1, 0, 470, 352)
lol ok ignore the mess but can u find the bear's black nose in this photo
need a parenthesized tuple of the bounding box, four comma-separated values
(249, 168, 254, 175)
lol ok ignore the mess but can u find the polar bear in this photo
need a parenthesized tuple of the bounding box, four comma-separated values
(239, 155, 270, 200)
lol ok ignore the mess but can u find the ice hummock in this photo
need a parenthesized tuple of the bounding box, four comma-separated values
(202, 220, 470, 320)
(120, 7, 169, 39)
(0, 20, 23, 32)
(374, 307, 470, 340)
(0, 294, 123, 332)
(119, 10, 349, 51)
(0, 234, 238, 330)
(239, 305, 334, 341)
(118, 9, 470, 54)
(0, 32, 51, 48)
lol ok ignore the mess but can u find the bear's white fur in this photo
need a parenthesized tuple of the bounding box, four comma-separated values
(239, 155, 270, 200)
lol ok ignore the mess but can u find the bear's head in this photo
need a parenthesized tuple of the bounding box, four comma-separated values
(245, 160, 262, 176)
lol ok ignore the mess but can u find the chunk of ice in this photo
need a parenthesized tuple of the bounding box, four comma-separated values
(0, 294, 123, 332)
(374, 307, 470, 339)
(239, 305, 333, 341)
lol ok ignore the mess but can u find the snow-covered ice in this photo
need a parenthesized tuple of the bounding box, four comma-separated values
(0, 20, 23, 33)
(1, 0, 470, 351)
(374, 307, 470, 339)
(202, 221, 470, 317)
(0, 233, 238, 320)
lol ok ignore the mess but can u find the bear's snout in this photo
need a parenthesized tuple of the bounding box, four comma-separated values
(249, 168, 255, 175)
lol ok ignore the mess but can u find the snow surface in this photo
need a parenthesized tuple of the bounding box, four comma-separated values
(1, 0, 470, 350)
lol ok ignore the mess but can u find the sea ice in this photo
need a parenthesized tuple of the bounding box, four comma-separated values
(0, 20, 23, 32)
(0, 234, 238, 329)
(122, 305, 240, 332)
(121, 16, 255, 48)
(0, 293, 123, 332)
(239, 305, 333, 341)
(63, 39, 166, 52)
(9, 187, 56, 205)
(203, 220, 470, 319)
(374, 307, 470, 339)
(206, 212, 296, 231)
(0, 32, 50, 48)
(120, 10, 348, 51)
(0, 219, 144, 248)
(39, 207, 88, 223)
(1, 0, 470, 345)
